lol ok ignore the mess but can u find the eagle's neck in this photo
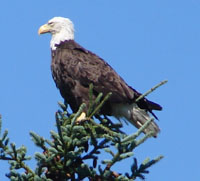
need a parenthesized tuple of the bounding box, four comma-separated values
(50, 30, 74, 50)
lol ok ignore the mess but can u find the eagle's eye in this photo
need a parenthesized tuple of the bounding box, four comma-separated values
(48, 22, 54, 26)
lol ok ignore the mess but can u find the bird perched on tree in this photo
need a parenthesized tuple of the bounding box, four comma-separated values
(38, 17, 162, 137)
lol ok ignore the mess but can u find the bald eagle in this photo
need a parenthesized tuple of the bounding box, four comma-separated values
(38, 17, 162, 137)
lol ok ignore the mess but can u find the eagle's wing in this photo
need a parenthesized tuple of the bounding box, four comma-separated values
(59, 45, 135, 104)
(53, 40, 161, 113)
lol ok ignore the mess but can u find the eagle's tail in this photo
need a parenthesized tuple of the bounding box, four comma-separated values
(112, 103, 160, 137)
(128, 104, 160, 137)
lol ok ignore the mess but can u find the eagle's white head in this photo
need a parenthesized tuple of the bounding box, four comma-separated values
(38, 17, 75, 50)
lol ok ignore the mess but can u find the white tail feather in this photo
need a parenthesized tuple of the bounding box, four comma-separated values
(111, 103, 160, 137)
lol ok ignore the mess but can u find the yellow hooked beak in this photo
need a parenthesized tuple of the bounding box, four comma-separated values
(38, 24, 51, 35)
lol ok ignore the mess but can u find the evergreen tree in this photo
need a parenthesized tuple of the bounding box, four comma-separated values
(0, 81, 166, 180)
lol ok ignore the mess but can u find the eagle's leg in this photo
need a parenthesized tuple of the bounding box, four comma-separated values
(76, 112, 86, 123)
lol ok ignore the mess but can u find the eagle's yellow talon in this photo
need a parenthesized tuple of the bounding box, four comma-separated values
(76, 112, 86, 123)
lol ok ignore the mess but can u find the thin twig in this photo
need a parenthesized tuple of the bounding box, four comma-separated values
(121, 118, 154, 143)
(136, 80, 168, 102)
(84, 117, 121, 138)
(89, 93, 112, 118)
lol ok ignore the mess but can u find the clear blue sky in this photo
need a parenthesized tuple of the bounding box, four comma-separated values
(0, 0, 199, 180)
